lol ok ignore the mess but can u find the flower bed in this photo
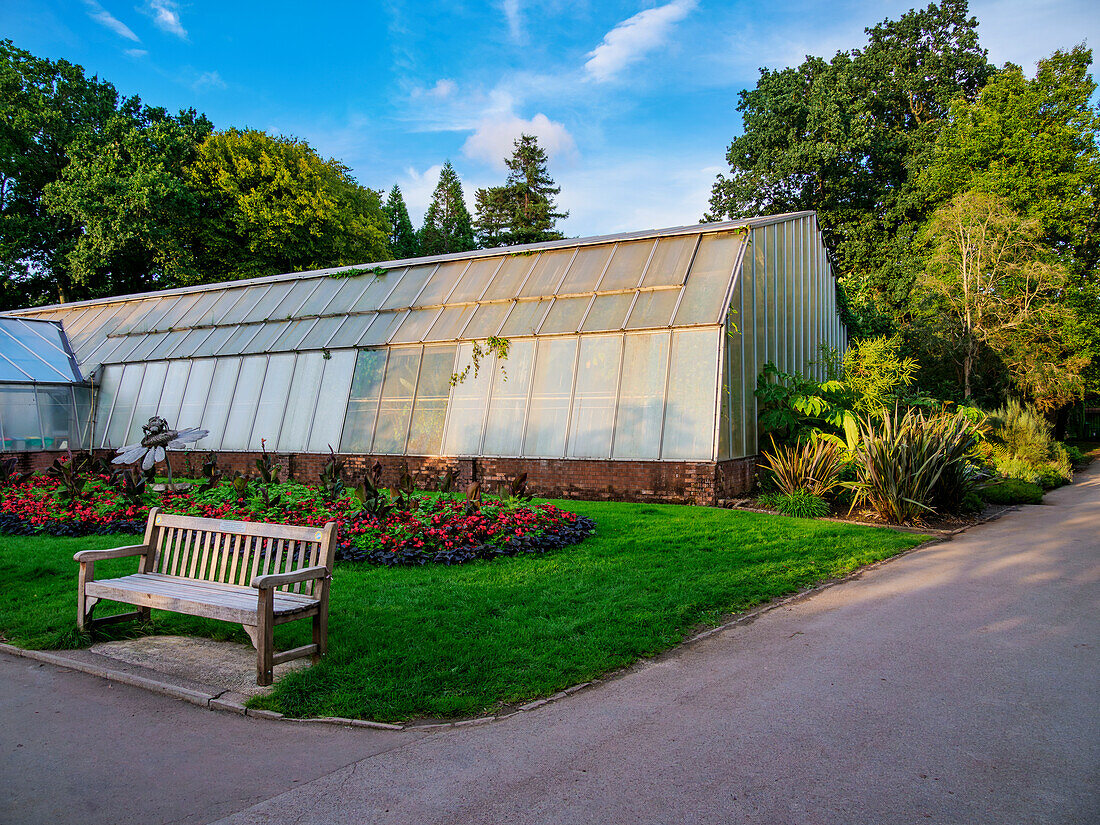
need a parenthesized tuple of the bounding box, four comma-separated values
(0, 472, 595, 566)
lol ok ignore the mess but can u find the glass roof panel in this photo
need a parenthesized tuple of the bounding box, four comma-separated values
(145, 331, 190, 361)
(390, 307, 442, 344)
(127, 331, 170, 362)
(641, 235, 697, 287)
(296, 279, 343, 316)
(463, 302, 510, 338)
(152, 293, 203, 330)
(626, 288, 680, 329)
(167, 326, 216, 360)
(597, 240, 656, 291)
(446, 258, 500, 303)
(321, 274, 374, 314)
(236, 282, 295, 324)
(191, 325, 237, 357)
(270, 280, 323, 319)
(298, 315, 345, 349)
(581, 293, 633, 332)
(414, 260, 468, 306)
(270, 318, 317, 351)
(103, 334, 149, 365)
(673, 232, 744, 325)
(0, 357, 28, 381)
(242, 320, 290, 354)
(140, 297, 187, 332)
(423, 304, 475, 342)
(0, 319, 77, 382)
(327, 314, 375, 349)
(499, 299, 550, 337)
(358, 311, 406, 346)
(173, 290, 223, 328)
(558, 245, 613, 294)
(64, 305, 110, 340)
(517, 250, 573, 298)
(481, 254, 536, 301)
(216, 286, 271, 326)
(382, 265, 435, 309)
(207, 288, 251, 325)
(216, 324, 263, 357)
(538, 296, 591, 335)
(111, 299, 164, 335)
(350, 270, 404, 313)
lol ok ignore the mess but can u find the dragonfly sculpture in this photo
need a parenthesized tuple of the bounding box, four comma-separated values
(112, 416, 209, 487)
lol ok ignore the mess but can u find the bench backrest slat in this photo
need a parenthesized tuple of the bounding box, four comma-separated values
(142, 508, 335, 596)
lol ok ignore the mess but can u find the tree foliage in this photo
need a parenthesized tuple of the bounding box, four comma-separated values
(475, 134, 567, 247)
(419, 161, 475, 255)
(187, 129, 389, 282)
(383, 184, 419, 259)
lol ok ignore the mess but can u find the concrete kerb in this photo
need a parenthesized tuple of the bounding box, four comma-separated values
(0, 505, 1016, 733)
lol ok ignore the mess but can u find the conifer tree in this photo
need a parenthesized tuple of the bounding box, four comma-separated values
(474, 134, 568, 247)
(419, 161, 475, 255)
(383, 184, 419, 259)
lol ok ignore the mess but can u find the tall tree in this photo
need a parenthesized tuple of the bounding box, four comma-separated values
(921, 190, 1085, 408)
(474, 134, 567, 247)
(42, 104, 213, 297)
(705, 0, 992, 332)
(0, 40, 122, 306)
(419, 161, 475, 255)
(383, 184, 419, 259)
(186, 129, 390, 282)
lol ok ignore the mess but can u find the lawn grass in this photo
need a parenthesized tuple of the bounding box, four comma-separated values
(0, 500, 926, 721)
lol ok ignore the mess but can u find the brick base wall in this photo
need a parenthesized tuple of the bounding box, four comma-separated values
(7, 449, 760, 506)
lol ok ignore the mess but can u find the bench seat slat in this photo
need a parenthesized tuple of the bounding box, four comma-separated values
(85, 573, 319, 625)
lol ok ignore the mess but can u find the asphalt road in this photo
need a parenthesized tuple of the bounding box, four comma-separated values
(3, 469, 1098, 825)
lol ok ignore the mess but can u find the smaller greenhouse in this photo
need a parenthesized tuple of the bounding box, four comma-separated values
(0, 317, 91, 452)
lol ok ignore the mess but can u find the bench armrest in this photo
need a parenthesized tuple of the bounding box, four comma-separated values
(252, 565, 330, 590)
(74, 544, 150, 563)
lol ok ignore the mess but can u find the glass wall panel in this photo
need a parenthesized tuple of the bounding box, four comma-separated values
(447, 258, 499, 303)
(406, 345, 456, 455)
(662, 328, 718, 460)
(598, 240, 655, 291)
(523, 336, 577, 457)
(463, 302, 510, 338)
(718, 348, 731, 462)
(339, 349, 387, 453)
(558, 245, 612, 294)
(539, 296, 590, 335)
(222, 356, 267, 449)
(424, 305, 475, 342)
(482, 339, 534, 456)
(568, 335, 621, 458)
(358, 311, 405, 346)
(499, 300, 550, 337)
(202, 358, 241, 449)
(518, 250, 573, 298)
(626, 288, 679, 329)
(581, 293, 632, 332)
(0, 386, 42, 449)
(36, 385, 78, 449)
(482, 254, 536, 301)
(641, 235, 697, 287)
(391, 308, 442, 344)
(176, 359, 215, 437)
(249, 353, 295, 450)
(156, 360, 191, 425)
(612, 332, 668, 459)
(382, 265, 434, 309)
(127, 361, 169, 444)
(105, 362, 145, 448)
(442, 342, 494, 455)
(673, 233, 744, 326)
(372, 347, 421, 453)
(277, 349, 323, 453)
(93, 365, 124, 446)
(74, 385, 93, 448)
(416, 260, 468, 306)
(351, 271, 403, 313)
(308, 349, 356, 453)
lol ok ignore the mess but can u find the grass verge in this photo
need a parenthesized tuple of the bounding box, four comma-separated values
(0, 500, 926, 722)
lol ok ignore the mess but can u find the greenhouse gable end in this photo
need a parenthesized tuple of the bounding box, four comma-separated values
(2, 213, 846, 504)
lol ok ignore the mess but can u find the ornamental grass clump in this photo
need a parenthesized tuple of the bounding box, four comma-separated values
(760, 435, 847, 498)
(848, 407, 981, 524)
(985, 399, 1072, 489)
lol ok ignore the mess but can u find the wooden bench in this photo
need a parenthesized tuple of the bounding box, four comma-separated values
(75, 507, 337, 685)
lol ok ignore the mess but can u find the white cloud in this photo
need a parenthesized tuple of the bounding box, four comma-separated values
(144, 0, 187, 39)
(82, 1, 140, 42)
(124, 48, 148, 58)
(462, 112, 577, 170)
(398, 163, 446, 223)
(502, 0, 523, 42)
(192, 71, 226, 90)
(414, 79, 457, 100)
(584, 0, 698, 82)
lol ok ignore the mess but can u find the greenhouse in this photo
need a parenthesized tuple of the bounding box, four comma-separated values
(0, 317, 92, 452)
(3, 213, 846, 503)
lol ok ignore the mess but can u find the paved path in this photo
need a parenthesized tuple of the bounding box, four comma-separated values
(3, 471, 1098, 825)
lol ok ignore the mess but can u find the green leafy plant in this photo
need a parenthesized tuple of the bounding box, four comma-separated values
(351, 472, 394, 521)
(0, 458, 30, 487)
(254, 440, 281, 485)
(1064, 444, 1086, 466)
(980, 478, 1044, 505)
(451, 337, 510, 385)
(198, 452, 222, 492)
(436, 469, 459, 494)
(110, 467, 147, 505)
(757, 490, 830, 518)
(985, 400, 1072, 486)
(45, 454, 86, 503)
(759, 435, 847, 497)
(318, 448, 347, 502)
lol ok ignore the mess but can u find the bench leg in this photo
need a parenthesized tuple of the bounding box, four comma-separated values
(77, 562, 96, 631)
(311, 612, 326, 665)
(256, 589, 274, 686)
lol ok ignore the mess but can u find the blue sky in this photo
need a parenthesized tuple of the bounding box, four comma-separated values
(4, 0, 1096, 237)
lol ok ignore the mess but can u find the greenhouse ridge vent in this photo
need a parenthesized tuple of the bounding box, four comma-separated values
(1, 213, 847, 504)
